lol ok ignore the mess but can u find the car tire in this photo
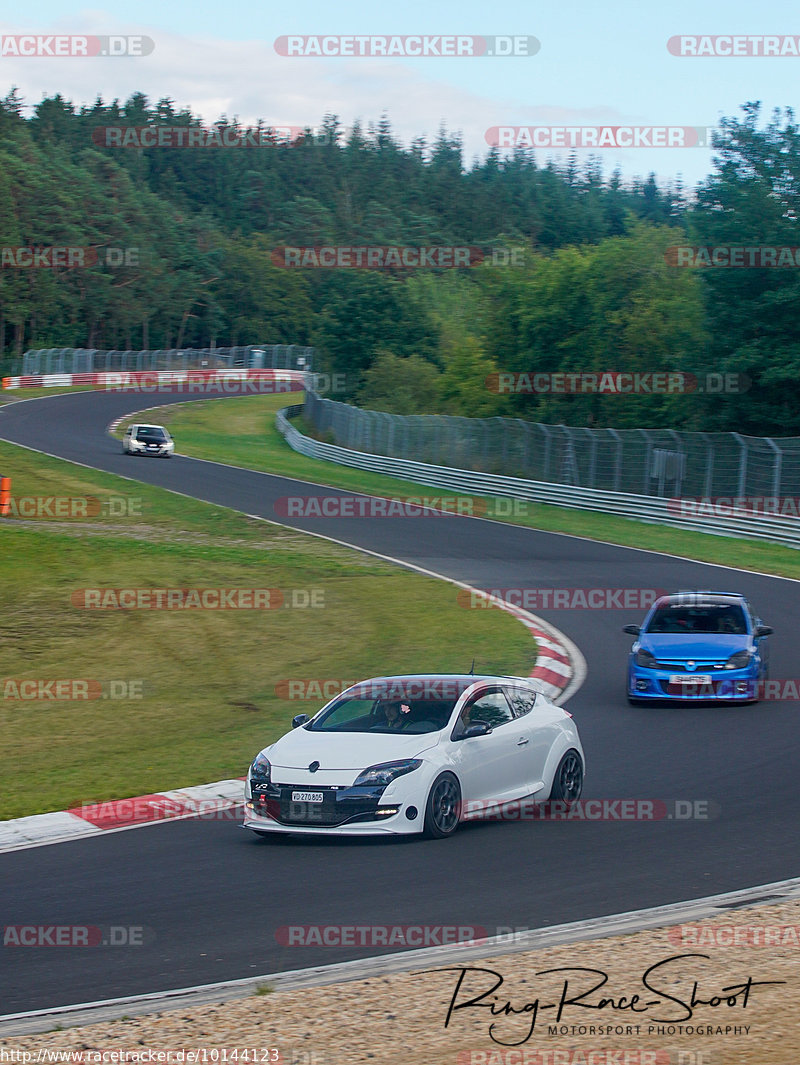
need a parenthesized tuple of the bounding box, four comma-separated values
(423, 772, 461, 839)
(548, 750, 583, 802)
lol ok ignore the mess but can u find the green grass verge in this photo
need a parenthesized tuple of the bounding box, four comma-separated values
(0, 437, 533, 819)
(121, 393, 800, 582)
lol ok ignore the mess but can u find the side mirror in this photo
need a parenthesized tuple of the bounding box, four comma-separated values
(755, 625, 773, 637)
(292, 714, 310, 728)
(462, 721, 492, 739)
(622, 624, 641, 636)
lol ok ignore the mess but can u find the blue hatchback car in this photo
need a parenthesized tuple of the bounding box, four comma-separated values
(623, 591, 773, 704)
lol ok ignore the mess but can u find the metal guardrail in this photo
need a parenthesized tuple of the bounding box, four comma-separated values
(304, 391, 800, 500)
(276, 406, 800, 549)
(21, 345, 314, 375)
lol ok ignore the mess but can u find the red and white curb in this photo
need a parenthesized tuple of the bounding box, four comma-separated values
(0, 608, 577, 857)
(489, 599, 575, 699)
(0, 780, 245, 855)
(2, 369, 308, 390)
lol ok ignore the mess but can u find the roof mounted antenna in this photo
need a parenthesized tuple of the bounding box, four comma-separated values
(469, 658, 475, 675)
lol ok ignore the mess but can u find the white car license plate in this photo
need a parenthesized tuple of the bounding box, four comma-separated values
(291, 790, 324, 802)
(669, 675, 712, 685)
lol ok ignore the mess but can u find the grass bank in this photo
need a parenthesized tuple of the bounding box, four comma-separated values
(0, 437, 532, 818)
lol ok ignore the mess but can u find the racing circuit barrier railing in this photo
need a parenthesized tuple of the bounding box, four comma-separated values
(303, 391, 800, 500)
(276, 402, 800, 549)
(19, 344, 315, 376)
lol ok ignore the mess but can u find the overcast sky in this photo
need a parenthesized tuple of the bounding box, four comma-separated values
(2, 0, 800, 189)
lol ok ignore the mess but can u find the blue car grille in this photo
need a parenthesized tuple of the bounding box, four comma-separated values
(657, 677, 755, 697)
(654, 659, 727, 672)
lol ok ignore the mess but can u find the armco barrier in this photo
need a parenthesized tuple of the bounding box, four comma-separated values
(20, 344, 314, 376)
(276, 406, 800, 549)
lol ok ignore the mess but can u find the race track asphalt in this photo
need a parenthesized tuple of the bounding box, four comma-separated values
(1, 390, 799, 1014)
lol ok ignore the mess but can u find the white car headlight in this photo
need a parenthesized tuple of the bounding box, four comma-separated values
(353, 759, 422, 787)
(249, 752, 272, 784)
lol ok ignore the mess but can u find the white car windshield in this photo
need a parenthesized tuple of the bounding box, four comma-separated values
(137, 427, 168, 441)
(308, 679, 475, 734)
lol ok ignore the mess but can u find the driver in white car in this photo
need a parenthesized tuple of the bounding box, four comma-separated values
(382, 700, 411, 730)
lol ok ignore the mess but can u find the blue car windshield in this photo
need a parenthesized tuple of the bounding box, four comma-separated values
(646, 604, 747, 635)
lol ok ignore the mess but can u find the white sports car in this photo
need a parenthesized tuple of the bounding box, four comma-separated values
(122, 423, 175, 457)
(243, 674, 585, 838)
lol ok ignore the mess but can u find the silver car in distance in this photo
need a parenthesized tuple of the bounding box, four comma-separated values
(122, 424, 175, 457)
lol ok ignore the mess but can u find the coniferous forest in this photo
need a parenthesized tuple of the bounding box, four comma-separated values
(2, 91, 800, 434)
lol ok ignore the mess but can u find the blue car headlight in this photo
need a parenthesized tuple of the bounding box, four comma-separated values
(353, 759, 422, 787)
(635, 649, 658, 669)
(725, 650, 753, 670)
(250, 752, 272, 784)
